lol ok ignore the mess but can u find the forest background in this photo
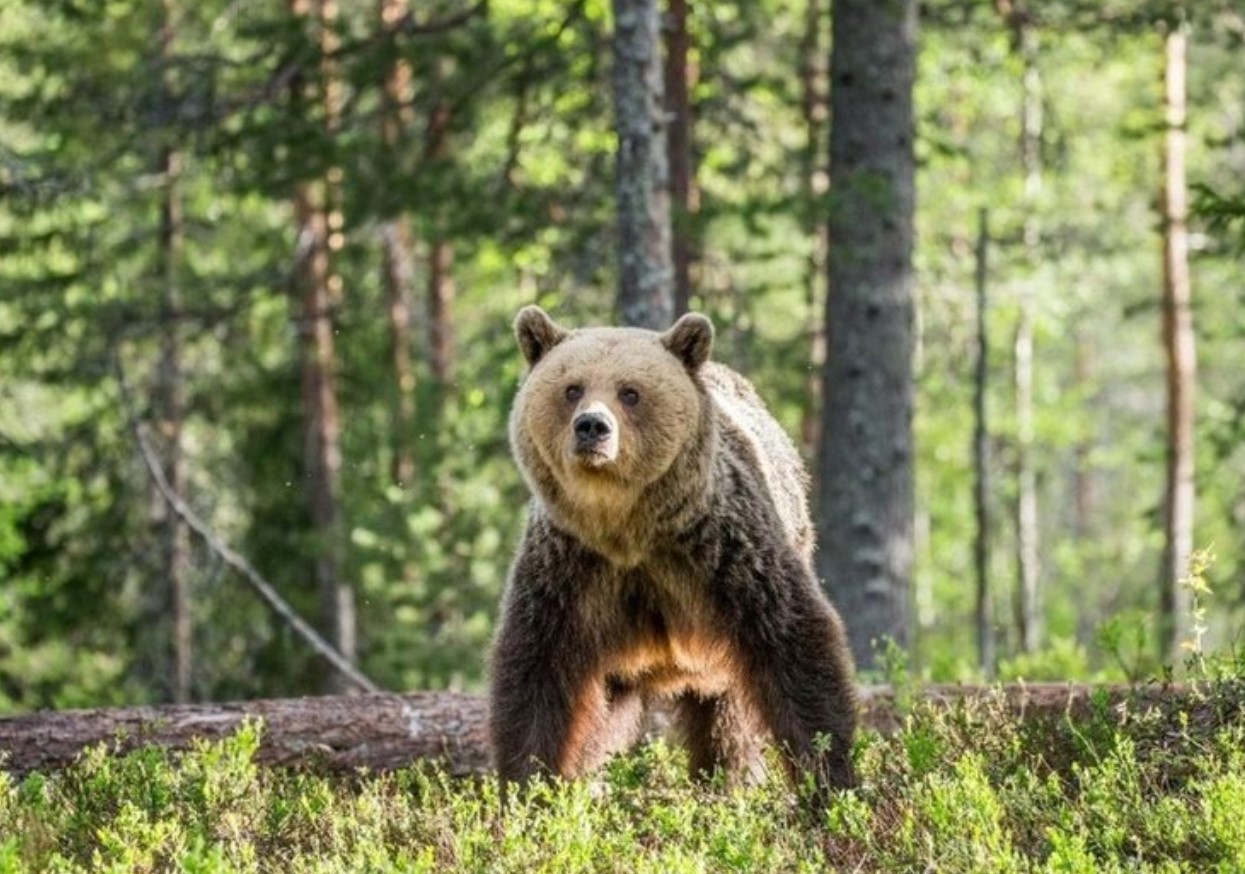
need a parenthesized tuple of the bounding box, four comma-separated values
(1, 0, 1243, 713)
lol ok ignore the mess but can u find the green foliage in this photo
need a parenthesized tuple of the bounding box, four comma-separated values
(1095, 611, 1162, 683)
(998, 637, 1096, 683)
(1180, 547, 1216, 675)
(5, 678, 1245, 871)
(1193, 184, 1245, 252)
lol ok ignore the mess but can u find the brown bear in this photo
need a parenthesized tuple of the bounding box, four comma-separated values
(488, 306, 857, 802)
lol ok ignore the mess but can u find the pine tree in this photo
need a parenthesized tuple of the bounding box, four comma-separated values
(817, 0, 918, 670)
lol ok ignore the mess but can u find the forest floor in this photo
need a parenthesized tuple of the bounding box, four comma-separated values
(2, 673, 1244, 873)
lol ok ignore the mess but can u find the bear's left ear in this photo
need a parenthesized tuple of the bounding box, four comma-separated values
(660, 313, 714, 371)
(514, 306, 569, 367)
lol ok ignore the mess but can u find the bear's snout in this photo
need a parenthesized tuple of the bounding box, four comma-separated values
(574, 411, 612, 442)
(571, 403, 619, 464)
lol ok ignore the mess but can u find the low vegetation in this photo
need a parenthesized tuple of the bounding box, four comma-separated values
(2, 663, 1243, 873)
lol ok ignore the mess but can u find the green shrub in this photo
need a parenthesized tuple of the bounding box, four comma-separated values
(2, 678, 1245, 872)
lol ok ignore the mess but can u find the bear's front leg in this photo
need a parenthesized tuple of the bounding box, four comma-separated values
(489, 524, 618, 785)
(489, 601, 604, 783)
(728, 554, 858, 804)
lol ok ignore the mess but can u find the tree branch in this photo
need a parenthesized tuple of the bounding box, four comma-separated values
(113, 355, 382, 695)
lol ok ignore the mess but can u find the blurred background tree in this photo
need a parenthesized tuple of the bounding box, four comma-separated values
(0, 0, 1243, 710)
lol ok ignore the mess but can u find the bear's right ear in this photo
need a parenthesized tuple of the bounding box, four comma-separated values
(660, 313, 714, 371)
(514, 306, 569, 367)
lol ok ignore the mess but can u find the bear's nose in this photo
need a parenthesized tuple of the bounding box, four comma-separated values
(573, 412, 612, 442)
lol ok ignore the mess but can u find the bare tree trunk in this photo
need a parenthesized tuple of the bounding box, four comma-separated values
(663, 0, 696, 317)
(799, 0, 828, 461)
(973, 208, 994, 677)
(379, 0, 417, 488)
(155, 0, 191, 703)
(1159, 22, 1195, 663)
(382, 220, 416, 487)
(425, 67, 455, 389)
(501, 57, 533, 189)
(426, 240, 455, 386)
(612, 0, 674, 329)
(1071, 329, 1096, 646)
(294, 202, 352, 687)
(818, 0, 917, 670)
(289, 0, 354, 691)
(156, 153, 191, 704)
(1013, 22, 1042, 654)
(1071, 331, 1095, 540)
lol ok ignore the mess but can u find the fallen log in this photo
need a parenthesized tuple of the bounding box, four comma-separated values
(0, 691, 490, 777)
(0, 682, 1185, 777)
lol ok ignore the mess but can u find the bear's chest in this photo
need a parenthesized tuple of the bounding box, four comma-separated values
(554, 498, 663, 569)
(594, 565, 737, 698)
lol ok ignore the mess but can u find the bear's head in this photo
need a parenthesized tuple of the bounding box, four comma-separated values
(509, 306, 714, 511)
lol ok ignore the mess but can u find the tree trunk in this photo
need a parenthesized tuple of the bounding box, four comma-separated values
(1071, 329, 1096, 647)
(1071, 330, 1095, 541)
(1013, 22, 1042, 655)
(0, 693, 488, 778)
(974, 208, 994, 677)
(612, 0, 674, 329)
(663, 0, 696, 317)
(155, 0, 191, 704)
(817, 0, 917, 670)
(381, 220, 416, 488)
(1159, 22, 1195, 663)
(294, 208, 352, 689)
(501, 57, 533, 189)
(0, 684, 1200, 778)
(379, 0, 417, 489)
(156, 163, 192, 704)
(425, 65, 455, 390)
(799, 0, 829, 461)
(426, 240, 455, 386)
(289, 0, 354, 690)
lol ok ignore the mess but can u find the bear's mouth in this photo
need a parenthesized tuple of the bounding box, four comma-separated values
(573, 445, 617, 468)
(571, 432, 620, 469)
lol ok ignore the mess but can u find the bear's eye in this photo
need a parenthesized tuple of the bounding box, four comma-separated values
(565, 384, 584, 402)
(618, 387, 640, 407)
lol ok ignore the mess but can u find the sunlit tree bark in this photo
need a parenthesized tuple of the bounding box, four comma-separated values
(1014, 21, 1042, 654)
(663, 0, 696, 318)
(379, 0, 417, 489)
(1159, 20, 1195, 662)
(799, 0, 828, 461)
(974, 208, 994, 676)
(425, 61, 456, 390)
(818, 0, 918, 670)
(612, 0, 674, 329)
(289, 0, 354, 691)
(155, 0, 191, 703)
(426, 240, 455, 386)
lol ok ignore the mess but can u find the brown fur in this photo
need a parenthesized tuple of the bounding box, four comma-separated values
(489, 307, 858, 804)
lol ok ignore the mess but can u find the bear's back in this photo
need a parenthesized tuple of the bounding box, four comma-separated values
(701, 362, 814, 562)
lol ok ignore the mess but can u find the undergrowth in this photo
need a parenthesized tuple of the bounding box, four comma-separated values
(2, 665, 1245, 873)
